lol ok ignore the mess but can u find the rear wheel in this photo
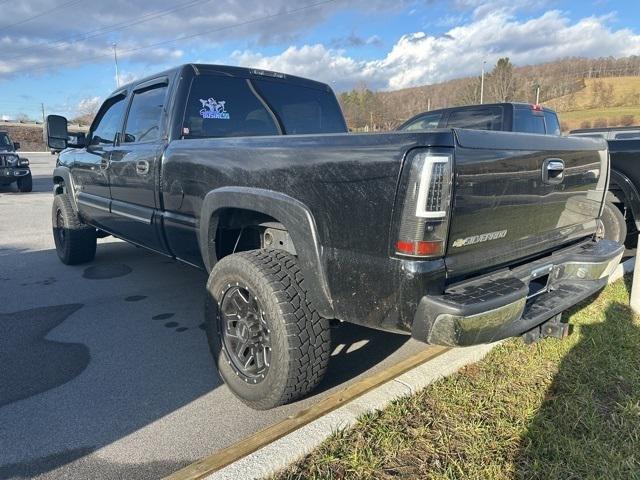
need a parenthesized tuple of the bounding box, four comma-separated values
(205, 249, 331, 410)
(601, 200, 627, 244)
(52, 194, 97, 265)
(17, 173, 32, 192)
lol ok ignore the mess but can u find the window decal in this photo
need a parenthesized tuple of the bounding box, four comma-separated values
(199, 98, 230, 120)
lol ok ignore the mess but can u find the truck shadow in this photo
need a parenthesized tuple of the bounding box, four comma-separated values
(0, 242, 412, 478)
(515, 289, 640, 478)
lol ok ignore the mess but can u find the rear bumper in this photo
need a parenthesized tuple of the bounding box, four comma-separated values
(411, 239, 624, 346)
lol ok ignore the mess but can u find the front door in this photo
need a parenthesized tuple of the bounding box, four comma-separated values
(107, 79, 169, 253)
(74, 93, 127, 230)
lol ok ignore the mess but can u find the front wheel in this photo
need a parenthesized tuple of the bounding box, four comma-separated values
(17, 173, 32, 192)
(601, 200, 627, 244)
(52, 194, 97, 265)
(205, 249, 331, 410)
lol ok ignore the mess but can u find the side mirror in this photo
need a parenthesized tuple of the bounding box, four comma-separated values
(46, 114, 69, 150)
(13, 142, 20, 150)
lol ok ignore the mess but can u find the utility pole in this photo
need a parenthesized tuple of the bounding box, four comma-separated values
(112, 43, 120, 88)
(480, 60, 486, 104)
(427, 97, 431, 111)
(41, 103, 45, 124)
(533, 83, 540, 104)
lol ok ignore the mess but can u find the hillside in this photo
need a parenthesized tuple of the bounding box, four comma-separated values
(1, 123, 46, 151)
(546, 77, 640, 131)
(1, 122, 88, 151)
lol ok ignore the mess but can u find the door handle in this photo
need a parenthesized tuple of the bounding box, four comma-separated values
(136, 160, 150, 175)
(543, 158, 564, 184)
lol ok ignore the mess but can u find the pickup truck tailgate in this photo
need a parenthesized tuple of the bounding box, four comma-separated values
(445, 130, 608, 279)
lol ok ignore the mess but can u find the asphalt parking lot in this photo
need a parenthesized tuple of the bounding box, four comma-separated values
(0, 153, 428, 480)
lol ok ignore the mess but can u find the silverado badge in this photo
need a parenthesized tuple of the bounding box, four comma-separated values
(452, 229, 507, 248)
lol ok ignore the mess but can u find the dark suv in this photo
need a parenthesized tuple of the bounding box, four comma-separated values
(398, 102, 561, 135)
(0, 131, 32, 192)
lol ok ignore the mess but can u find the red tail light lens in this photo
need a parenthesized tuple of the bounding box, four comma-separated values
(395, 150, 453, 258)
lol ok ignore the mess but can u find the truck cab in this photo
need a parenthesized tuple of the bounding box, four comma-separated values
(398, 102, 561, 136)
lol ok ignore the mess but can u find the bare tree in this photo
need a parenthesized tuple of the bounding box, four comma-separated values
(488, 57, 515, 102)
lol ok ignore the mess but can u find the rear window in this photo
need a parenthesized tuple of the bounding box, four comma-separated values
(445, 107, 503, 130)
(543, 111, 561, 135)
(183, 76, 279, 139)
(401, 112, 442, 131)
(514, 108, 545, 134)
(252, 78, 346, 135)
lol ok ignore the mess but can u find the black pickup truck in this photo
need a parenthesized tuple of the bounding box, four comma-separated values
(0, 130, 32, 192)
(398, 102, 561, 136)
(46, 64, 622, 409)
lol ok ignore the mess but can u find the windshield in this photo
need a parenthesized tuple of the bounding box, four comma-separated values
(0, 133, 11, 147)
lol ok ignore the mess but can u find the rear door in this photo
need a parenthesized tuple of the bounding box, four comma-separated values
(107, 78, 169, 253)
(445, 131, 607, 279)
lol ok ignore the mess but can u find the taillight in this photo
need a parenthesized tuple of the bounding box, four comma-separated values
(395, 150, 453, 258)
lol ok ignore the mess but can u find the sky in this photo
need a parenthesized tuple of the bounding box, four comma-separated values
(1, 0, 640, 120)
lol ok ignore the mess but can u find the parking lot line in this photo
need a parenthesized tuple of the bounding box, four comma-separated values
(165, 345, 451, 480)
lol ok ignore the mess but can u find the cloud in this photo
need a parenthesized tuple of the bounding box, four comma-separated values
(76, 96, 101, 115)
(232, 9, 640, 90)
(0, 0, 408, 79)
(331, 33, 383, 49)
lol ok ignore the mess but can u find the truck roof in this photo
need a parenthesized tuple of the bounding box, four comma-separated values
(110, 63, 333, 99)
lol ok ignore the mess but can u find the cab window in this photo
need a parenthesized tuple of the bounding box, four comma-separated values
(401, 112, 442, 131)
(514, 108, 545, 134)
(445, 107, 503, 130)
(183, 75, 279, 138)
(543, 111, 561, 135)
(90, 95, 127, 146)
(123, 84, 167, 143)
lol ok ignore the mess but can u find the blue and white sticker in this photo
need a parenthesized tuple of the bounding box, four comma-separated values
(199, 98, 230, 120)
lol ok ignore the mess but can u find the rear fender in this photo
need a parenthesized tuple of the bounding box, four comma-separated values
(199, 187, 334, 318)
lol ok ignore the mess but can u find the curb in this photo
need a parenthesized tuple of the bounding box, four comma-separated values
(205, 344, 497, 480)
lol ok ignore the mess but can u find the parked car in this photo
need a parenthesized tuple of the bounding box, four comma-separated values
(0, 130, 32, 192)
(569, 126, 640, 140)
(398, 102, 561, 135)
(46, 64, 622, 409)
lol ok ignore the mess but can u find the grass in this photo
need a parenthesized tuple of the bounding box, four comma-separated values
(274, 277, 640, 480)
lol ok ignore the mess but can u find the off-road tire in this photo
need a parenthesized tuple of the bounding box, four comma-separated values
(17, 173, 32, 192)
(205, 249, 331, 410)
(601, 200, 627, 244)
(52, 194, 97, 265)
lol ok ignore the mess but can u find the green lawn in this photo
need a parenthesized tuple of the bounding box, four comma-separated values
(274, 277, 640, 480)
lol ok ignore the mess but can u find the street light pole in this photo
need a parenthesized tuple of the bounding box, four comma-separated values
(112, 43, 120, 88)
(480, 60, 486, 104)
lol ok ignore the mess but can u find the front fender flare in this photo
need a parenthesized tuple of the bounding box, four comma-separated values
(52, 166, 78, 212)
(199, 187, 334, 318)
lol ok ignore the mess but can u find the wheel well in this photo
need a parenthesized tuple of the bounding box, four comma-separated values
(212, 208, 295, 261)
